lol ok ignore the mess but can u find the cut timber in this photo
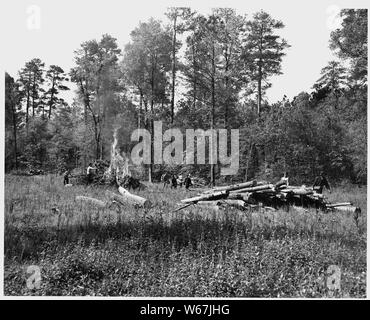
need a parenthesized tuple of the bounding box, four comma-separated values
(332, 205, 361, 213)
(118, 186, 151, 207)
(75, 196, 106, 208)
(326, 202, 352, 208)
(118, 186, 131, 195)
(281, 188, 314, 195)
(106, 189, 151, 208)
(255, 189, 277, 194)
(230, 184, 274, 193)
(181, 190, 228, 204)
(203, 180, 257, 193)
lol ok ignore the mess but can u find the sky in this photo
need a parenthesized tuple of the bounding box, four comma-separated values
(0, 0, 368, 104)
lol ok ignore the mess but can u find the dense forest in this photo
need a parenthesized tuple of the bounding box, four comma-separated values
(5, 8, 367, 185)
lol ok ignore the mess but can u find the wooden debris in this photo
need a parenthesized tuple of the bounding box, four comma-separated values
(281, 188, 314, 195)
(230, 184, 274, 193)
(331, 206, 361, 213)
(178, 179, 360, 214)
(106, 189, 151, 208)
(203, 180, 257, 193)
(180, 190, 228, 204)
(326, 202, 353, 208)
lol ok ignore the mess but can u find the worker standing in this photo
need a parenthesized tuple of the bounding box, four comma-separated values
(63, 169, 70, 185)
(281, 172, 289, 186)
(171, 174, 178, 189)
(86, 163, 96, 185)
(178, 174, 183, 188)
(313, 171, 331, 194)
(161, 172, 170, 189)
(184, 174, 193, 190)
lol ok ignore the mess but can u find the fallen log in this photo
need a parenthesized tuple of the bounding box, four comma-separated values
(227, 192, 252, 201)
(117, 186, 151, 207)
(326, 202, 353, 208)
(203, 180, 257, 193)
(230, 184, 274, 193)
(181, 190, 228, 204)
(106, 189, 151, 208)
(255, 189, 277, 194)
(75, 196, 106, 208)
(331, 205, 361, 213)
(281, 188, 314, 196)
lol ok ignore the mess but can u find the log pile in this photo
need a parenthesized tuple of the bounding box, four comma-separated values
(179, 180, 361, 214)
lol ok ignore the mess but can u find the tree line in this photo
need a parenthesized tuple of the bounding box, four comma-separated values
(5, 8, 367, 185)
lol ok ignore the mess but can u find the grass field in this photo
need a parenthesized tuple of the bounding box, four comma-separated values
(3, 174, 367, 297)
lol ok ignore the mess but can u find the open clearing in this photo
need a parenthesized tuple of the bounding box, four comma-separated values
(4, 174, 366, 297)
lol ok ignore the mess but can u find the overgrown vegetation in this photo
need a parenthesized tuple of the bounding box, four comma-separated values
(4, 175, 366, 297)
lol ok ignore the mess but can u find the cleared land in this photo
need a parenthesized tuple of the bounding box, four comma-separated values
(4, 174, 366, 297)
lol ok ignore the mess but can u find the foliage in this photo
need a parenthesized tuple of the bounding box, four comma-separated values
(3, 8, 367, 186)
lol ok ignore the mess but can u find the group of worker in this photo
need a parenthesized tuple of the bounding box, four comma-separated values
(64, 163, 331, 194)
(63, 162, 96, 186)
(161, 173, 193, 190)
(279, 171, 331, 194)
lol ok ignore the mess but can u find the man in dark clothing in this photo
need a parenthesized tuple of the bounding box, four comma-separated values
(313, 171, 331, 194)
(184, 174, 192, 190)
(161, 172, 170, 189)
(171, 175, 178, 189)
(63, 169, 70, 185)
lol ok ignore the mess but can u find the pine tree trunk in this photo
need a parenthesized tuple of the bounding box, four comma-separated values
(149, 65, 155, 183)
(11, 93, 18, 169)
(83, 102, 87, 172)
(192, 39, 197, 111)
(210, 42, 216, 187)
(32, 74, 36, 117)
(257, 62, 262, 116)
(26, 88, 30, 126)
(48, 76, 55, 119)
(170, 15, 177, 124)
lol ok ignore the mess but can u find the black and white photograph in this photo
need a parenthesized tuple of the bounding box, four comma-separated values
(1, 0, 368, 301)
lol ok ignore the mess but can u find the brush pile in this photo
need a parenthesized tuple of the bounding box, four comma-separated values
(180, 179, 360, 214)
